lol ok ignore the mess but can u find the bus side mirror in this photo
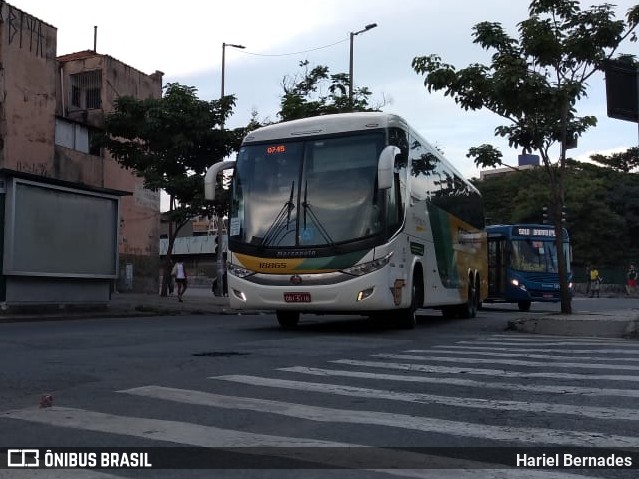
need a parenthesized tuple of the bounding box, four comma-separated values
(205, 160, 236, 200)
(378, 146, 400, 190)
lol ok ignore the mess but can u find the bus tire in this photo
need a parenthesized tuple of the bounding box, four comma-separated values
(276, 310, 300, 329)
(518, 301, 531, 312)
(397, 273, 421, 329)
(475, 273, 483, 310)
(458, 280, 478, 319)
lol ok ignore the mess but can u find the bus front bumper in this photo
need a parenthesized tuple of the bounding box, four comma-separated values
(226, 268, 408, 312)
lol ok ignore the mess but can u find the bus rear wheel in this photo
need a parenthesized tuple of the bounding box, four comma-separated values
(276, 311, 300, 329)
(458, 281, 478, 319)
(518, 301, 531, 312)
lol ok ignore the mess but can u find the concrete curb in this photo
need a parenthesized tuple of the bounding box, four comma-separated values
(507, 310, 639, 339)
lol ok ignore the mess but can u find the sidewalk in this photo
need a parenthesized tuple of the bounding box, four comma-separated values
(507, 309, 639, 339)
(0, 286, 237, 323)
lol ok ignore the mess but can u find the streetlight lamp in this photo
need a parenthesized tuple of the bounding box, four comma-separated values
(349, 23, 377, 108)
(221, 42, 245, 100)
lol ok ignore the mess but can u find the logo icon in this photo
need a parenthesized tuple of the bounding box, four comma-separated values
(7, 449, 39, 467)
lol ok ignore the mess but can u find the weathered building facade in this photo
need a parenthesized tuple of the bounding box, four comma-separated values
(0, 2, 162, 306)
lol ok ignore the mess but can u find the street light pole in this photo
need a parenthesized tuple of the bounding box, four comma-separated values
(221, 42, 245, 127)
(348, 23, 377, 108)
(215, 42, 244, 297)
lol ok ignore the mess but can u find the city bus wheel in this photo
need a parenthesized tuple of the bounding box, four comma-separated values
(518, 301, 531, 312)
(276, 311, 300, 329)
(397, 276, 420, 329)
(459, 281, 477, 319)
(475, 274, 483, 310)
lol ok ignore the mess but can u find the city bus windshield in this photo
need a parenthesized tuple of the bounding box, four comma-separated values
(511, 239, 571, 273)
(229, 133, 386, 250)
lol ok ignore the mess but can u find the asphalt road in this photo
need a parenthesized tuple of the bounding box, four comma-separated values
(1, 299, 638, 478)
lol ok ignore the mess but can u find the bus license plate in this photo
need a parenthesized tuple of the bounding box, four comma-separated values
(284, 292, 311, 303)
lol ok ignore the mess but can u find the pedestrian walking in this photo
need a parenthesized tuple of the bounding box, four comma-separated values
(589, 266, 602, 298)
(171, 260, 188, 302)
(626, 263, 637, 296)
(585, 264, 592, 296)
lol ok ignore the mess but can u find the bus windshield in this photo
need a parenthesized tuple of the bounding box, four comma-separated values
(229, 133, 385, 249)
(511, 239, 571, 274)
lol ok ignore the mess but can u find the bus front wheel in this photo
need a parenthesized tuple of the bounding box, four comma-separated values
(517, 301, 531, 312)
(276, 311, 300, 329)
(396, 274, 421, 329)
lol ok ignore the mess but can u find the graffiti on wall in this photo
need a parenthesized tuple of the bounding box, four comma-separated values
(0, 1, 48, 58)
(16, 161, 50, 176)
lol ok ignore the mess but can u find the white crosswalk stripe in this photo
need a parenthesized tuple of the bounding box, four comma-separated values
(2, 333, 638, 478)
(0, 408, 593, 479)
(430, 345, 639, 354)
(454, 340, 639, 348)
(279, 366, 639, 397)
(124, 382, 635, 447)
(333, 358, 639, 382)
(412, 348, 639, 362)
(373, 353, 639, 370)
(204, 374, 639, 422)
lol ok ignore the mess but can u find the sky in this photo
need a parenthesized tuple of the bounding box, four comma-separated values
(14, 0, 639, 184)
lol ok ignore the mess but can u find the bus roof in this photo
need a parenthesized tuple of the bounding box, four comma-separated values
(242, 112, 409, 143)
(240, 112, 478, 197)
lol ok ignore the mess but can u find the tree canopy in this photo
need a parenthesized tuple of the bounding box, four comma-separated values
(412, 0, 639, 313)
(278, 60, 379, 121)
(98, 83, 241, 225)
(474, 158, 639, 274)
(97, 83, 242, 294)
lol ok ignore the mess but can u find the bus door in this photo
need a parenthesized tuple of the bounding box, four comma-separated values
(488, 237, 506, 297)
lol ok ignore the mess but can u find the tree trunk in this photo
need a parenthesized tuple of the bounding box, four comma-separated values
(160, 196, 176, 297)
(556, 97, 572, 315)
(554, 201, 572, 314)
(160, 257, 173, 297)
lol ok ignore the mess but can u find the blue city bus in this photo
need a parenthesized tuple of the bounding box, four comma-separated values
(485, 224, 571, 311)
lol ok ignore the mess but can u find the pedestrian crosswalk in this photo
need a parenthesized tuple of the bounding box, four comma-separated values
(2, 333, 639, 478)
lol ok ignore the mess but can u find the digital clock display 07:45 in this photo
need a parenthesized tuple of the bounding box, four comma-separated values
(266, 145, 286, 154)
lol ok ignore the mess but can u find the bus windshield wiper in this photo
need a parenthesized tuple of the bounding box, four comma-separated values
(260, 181, 296, 247)
(302, 180, 336, 247)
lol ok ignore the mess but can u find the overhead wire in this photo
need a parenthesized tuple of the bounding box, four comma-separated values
(235, 38, 348, 57)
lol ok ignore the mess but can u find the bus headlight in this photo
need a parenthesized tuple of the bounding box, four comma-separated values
(341, 252, 393, 277)
(511, 279, 527, 291)
(227, 263, 255, 278)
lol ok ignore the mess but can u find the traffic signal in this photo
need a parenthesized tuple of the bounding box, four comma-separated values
(542, 206, 548, 224)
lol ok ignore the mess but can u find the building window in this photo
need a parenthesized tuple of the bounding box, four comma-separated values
(69, 70, 102, 110)
(55, 118, 101, 156)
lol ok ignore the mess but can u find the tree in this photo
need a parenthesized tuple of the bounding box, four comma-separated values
(278, 60, 380, 121)
(590, 146, 639, 172)
(412, 0, 639, 313)
(474, 163, 634, 269)
(97, 83, 240, 296)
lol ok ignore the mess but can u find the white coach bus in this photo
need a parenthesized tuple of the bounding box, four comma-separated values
(205, 112, 487, 329)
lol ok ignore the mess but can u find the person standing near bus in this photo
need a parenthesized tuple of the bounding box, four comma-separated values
(589, 266, 601, 298)
(171, 260, 188, 302)
(585, 264, 592, 296)
(626, 263, 637, 296)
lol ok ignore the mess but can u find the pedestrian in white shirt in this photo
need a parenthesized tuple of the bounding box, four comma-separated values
(171, 260, 188, 302)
